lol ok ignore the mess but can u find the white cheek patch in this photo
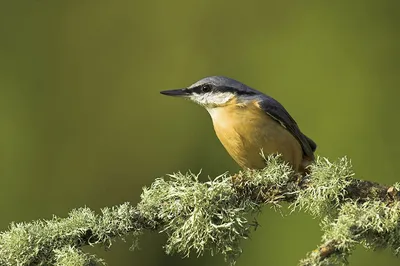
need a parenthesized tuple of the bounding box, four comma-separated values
(190, 92, 234, 107)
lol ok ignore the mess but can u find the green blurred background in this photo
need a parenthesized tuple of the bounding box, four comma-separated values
(0, 1, 399, 265)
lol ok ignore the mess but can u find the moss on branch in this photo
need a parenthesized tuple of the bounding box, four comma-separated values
(0, 156, 399, 265)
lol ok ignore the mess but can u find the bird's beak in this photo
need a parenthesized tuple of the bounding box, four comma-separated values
(160, 88, 190, 97)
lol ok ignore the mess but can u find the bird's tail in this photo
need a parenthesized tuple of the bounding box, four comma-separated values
(304, 134, 317, 152)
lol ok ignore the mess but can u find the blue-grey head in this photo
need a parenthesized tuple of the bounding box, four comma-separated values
(160, 76, 261, 109)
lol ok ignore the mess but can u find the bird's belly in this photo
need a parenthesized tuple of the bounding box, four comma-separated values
(210, 105, 302, 170)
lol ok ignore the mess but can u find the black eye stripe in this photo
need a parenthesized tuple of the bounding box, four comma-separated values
(190, 85, 256, 95)
(191, 86, 205, 94)
(201, 84, 212, 93)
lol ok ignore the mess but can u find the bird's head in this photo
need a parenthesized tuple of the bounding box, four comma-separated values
(160, 76, 261, 110)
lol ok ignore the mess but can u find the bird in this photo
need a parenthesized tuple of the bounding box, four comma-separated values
(160, 76, 316, 174)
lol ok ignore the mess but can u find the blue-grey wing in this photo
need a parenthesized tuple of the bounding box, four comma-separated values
(258, 96, 316, 159)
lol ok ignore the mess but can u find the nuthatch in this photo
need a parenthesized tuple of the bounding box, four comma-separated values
(160, 76, 316, 173)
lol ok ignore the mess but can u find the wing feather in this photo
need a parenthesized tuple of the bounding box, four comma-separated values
(258, 96, 316, 159)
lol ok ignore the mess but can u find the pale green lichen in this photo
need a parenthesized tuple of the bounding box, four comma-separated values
(94, 203, 141, 248)
(393, 182, 400, 192)
(292, 156, 354, 217)
(137, 155, 293, 263)
(0, 155, 399, 266)
(0, 208, 96, 265)
(0, 203, 141, 265)
(327, 200, 400, 251)
(138, 171, 248, 262)
(54, 246, 103, 266)
(300, 198, 400, 266)
(246, 152, 294, 187)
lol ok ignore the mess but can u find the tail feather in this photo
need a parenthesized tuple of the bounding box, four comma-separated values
(304, 134, 317, 152)
(299, 135, 316, 176)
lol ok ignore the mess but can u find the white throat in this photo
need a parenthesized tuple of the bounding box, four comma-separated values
(205, 107, 220, 120)
(189, 92, 234, 107)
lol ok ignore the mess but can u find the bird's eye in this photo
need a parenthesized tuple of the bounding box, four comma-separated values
(201, 84, 212, 93)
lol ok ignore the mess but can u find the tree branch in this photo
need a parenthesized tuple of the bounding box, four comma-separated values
(0, 156, 399, 265)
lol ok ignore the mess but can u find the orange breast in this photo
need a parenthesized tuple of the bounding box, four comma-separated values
(208, 101, 303, 171)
